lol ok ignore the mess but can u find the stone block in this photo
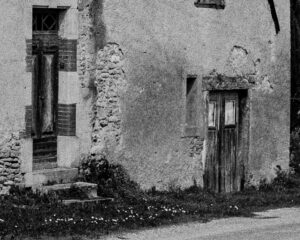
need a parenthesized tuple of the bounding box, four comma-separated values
(11, 163, 20, 169)
(27, 168, 78, 187)
(3, 158, 18, 163)
(0, 176, 6, 182)
(10, 151, 20, 157)
(0, 187, 10, 195)
(0, 152, 10, 158)
(40, 182, 98, 199)
(4, 162, 12, 167)
(4, 180, 14, 186)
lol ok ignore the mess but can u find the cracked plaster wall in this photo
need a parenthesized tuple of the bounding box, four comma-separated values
(0, 0, 290, 190)
(0, 1, 29, 192)
(82, 0, 290, 189)
(0, 0, 288, 191)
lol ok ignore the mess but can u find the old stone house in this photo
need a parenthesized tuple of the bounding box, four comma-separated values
(0, 0, 292, 194)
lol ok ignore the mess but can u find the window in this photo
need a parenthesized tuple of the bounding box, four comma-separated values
(186, 76, 198, 127)
(225, 100, 236, 126)
(208, 102, 217, 128)
(33, 9, 59, 31)
(182, 72, 205, 138)
(194, 0, 225, 9)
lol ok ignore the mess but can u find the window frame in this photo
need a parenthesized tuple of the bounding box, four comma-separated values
(33, 8, 60, 33)
(181, 68, 205, 138)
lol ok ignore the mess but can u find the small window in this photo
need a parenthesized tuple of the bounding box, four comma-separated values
(225, 100, 236, 126)
(186, 76, 198, 126)
(33, 9, 59, 31)
(208, 102, 217, 128)
(194, 0, 225, 9)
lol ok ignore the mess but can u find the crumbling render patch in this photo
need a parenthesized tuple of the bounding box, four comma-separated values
(188, 137, 203, 158)
(224, 46, 258, 77)
(254, 75, 274, 94)
(203, 71, 256, 90)
(0, 133, 22, 195)
(91, 43, 126, 157)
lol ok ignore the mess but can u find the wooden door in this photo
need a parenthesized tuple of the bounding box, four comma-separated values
(32, 46, 58, 169)
(205, 91, 239, 193)
(32, 50, 58, 138)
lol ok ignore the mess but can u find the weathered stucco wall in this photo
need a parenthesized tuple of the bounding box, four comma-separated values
(0, 1, 29, 192)
(0, 0, 291, 191)
(0, 1, 28, 133)
(0, 0, 87, 191)
(83, 0, 290, 190)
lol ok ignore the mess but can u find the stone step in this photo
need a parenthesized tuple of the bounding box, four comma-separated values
(40, 182, 98, 199)
(26, 167, 78, 187)
(62, 197, 114, 206)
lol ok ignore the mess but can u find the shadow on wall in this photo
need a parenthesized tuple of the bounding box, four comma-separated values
(78, 0, 106, 92)
(89, 0, 106, 51)
(89, 0, 106, 101)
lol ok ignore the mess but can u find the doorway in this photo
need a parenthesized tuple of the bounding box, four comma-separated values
(205, 91, 241, 192)
(32, 9, 59, 170)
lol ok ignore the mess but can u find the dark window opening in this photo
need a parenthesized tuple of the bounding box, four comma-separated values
(33, 9, 59, 32)
(186, 76, 198, 126)
(194, 0, 225, 9)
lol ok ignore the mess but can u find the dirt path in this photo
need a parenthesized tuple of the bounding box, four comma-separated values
(102, 207, 300, 240)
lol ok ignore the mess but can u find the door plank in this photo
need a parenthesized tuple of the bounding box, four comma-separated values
(207, 129, 219, 192)
(205, 93, 220, 192)
(32, 54, 39, 137)
(222, 93, 238, 192)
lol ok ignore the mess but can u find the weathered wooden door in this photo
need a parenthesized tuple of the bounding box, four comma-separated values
(32, 44, 58, 169)
(205, 91, 239, 193)
(33, 50, 58, 138)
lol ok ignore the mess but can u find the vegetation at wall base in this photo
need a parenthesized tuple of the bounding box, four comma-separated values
(290, 127, 300, 175)
(1, 159, 300, 238)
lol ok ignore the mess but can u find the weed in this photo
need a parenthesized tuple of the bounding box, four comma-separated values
(1, 158, 300, 238)
(78, 155, 145, 203)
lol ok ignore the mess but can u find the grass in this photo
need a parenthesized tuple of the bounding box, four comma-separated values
(1, 172, 300, 239)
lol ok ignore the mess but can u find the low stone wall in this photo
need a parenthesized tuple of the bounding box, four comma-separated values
(0, 133, 22, 194)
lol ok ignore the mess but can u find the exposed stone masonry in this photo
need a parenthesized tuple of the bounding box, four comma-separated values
(189, 137, 204, 158)
(91, 43, 126, 156)
(0, 133, 22, 194)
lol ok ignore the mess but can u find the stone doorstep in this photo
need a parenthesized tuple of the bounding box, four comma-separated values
(40, 181, 98, 199)
(31, 167, 78, 186)
(62, 197, 114, 206)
